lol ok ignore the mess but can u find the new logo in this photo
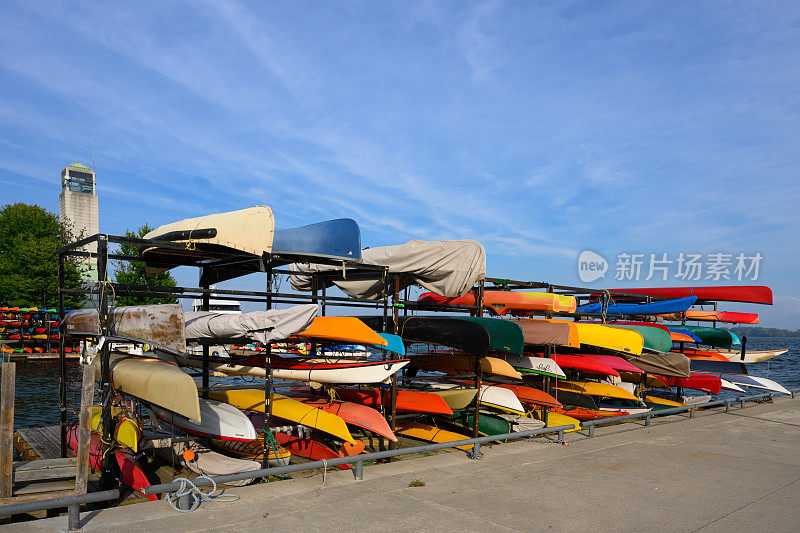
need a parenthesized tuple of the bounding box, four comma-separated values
(577, 250, 608, 283)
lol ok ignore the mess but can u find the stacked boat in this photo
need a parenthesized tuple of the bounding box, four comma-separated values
(54, 206, 790, 502)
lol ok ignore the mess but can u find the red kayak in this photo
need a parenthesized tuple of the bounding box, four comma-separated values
(606, 286, 773, 305)
(575, 353, 644, 374)
(551, 406, 628, 421)
(273, 431, 353, 470)
(488, 383, 562, 409)
(548, 354, 619, 377)
(66, 426, 156, 501)
(334, 388, 453, 415)
(655, 372, 722, 394)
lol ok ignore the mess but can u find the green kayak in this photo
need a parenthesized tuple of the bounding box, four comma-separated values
(455, 317, 524, 355)
(445, 411, 512, 437)
(675, 325, 739, 349)
(611, 324, 672, 352)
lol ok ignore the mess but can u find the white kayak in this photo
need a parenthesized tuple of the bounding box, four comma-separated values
(718, 374, 791, 395)
(433, 383, 526, 415)
(153, 438, 263, 487)
(719, 378, 746, 393)
(503, 354, 566, 379)
(713, 348, 788, 364)
(165, 353, 409, 384)
(151, 398, 258, 442)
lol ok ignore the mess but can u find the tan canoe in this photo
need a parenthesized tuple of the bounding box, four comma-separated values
(93, 353, 201, 422)
(411, 354, 522, 379)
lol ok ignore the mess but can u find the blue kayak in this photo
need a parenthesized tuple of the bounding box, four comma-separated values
(578, 296, 697, 316)
(668, 327, 703, 343)
(272, 218, 361, 259)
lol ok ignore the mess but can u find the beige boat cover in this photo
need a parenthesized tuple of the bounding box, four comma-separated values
(625, 351, 691, 378)
(65, 304, 186, 353)
(185, 304, 318, 345)
(93, 353, 201, 421)
(142, 206, 274, 276)
(289, 239, 486, 300)
(509, 319, 579, 347)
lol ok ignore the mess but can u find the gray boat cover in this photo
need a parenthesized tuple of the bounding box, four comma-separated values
(289, 239, 486, 300)
(625, 350, 690, 378)
(185, 304, 318, 344)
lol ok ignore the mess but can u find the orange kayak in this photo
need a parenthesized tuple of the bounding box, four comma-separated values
(334, 387, 453, 415)
(551, 406, 628, 421)
(295, 397, 397, 441)
(418, 291, 577, 316)
(488, 382, 562, 409)
(292, 316, 387, 346)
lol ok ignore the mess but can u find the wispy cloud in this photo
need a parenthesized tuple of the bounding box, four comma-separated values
(1, 1, 799, 325)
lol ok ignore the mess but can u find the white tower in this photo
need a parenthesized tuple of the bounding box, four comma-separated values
(59, 162, 99, 281)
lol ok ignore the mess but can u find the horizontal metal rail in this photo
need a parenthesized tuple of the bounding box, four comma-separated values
(144, 423, 576, 495)
(0, 489, 119, 531)
(579, 390, 791, 436)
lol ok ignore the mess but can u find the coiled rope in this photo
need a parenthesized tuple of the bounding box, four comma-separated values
(165, 476, 239, 513)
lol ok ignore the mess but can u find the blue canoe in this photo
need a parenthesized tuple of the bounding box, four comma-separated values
(272, 218, 361, 259)
(578, 296, 697, 316)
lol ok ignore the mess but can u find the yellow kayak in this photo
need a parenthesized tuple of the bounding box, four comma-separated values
(556, 380, 639, 401)
(292, 316, 387, 347)
(531, 410, 581, 432)
(395, 421, 472, 450)
(645, 395, 686, 407)
(91, 406, 141, 452)
(411, 354, 522, 379)
(93, 353, 201, 422)
(208, 389, 355, 444)
(567, 322, 644, 356)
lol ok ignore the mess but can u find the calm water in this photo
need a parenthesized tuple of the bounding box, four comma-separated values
(2, 337, 799, 430)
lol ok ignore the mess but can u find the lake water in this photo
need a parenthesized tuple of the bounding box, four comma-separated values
(3, 336, 799, 430)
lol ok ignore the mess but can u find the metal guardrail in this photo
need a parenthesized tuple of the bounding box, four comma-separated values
(2, 387, 798, 529)
(0, 489, 119, 531)
(580, 389, 796, 436)
(144, 423, 577, 495)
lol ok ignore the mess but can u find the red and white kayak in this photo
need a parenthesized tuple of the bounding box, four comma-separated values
(174, 353, 409, 384)
(150, 398, 257, 442)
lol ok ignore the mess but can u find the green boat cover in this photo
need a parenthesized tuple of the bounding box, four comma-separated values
(455, 317, 524, 355)
(675, 325, 740, 349)
(610, 324, 672, 352)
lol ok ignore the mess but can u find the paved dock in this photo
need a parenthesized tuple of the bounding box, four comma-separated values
(10, 396, 800, 532)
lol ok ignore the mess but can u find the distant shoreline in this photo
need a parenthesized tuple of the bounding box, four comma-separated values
(724, 326, 800, 338)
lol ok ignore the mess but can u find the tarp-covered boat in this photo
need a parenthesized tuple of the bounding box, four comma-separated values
(290, 239, 486, 300)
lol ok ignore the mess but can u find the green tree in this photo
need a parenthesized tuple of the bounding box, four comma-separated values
(0, 203, 84, 308)
(112, 224, 178, 306)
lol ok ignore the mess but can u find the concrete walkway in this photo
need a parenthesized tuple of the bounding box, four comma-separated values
(11, 397, 800, 532)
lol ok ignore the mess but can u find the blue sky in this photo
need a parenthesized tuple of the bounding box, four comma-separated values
(1, 1, 799, 326)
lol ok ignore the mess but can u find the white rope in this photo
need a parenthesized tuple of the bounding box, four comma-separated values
(165, 476, 239, 513)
